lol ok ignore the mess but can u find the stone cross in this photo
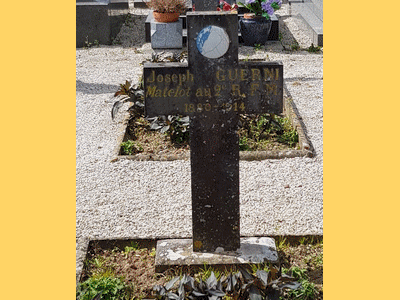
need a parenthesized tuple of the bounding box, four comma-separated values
(144, 11, 283, 252)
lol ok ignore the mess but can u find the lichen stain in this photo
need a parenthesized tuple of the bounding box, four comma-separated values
(194, 240, 203, 250)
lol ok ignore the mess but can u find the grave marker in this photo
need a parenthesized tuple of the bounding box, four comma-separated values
(193, 0, 218, 11)
(144, 11, 283, 253)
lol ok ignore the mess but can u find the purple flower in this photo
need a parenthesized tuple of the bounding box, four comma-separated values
(261, 1, 274, 15)
(245, 0, 255, 4)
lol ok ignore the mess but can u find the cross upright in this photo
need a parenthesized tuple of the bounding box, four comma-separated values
(144, 11, 283, 253)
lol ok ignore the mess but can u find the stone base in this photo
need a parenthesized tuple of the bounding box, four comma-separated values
(151, 20, 183, 49)
(155, 237, 278, 273)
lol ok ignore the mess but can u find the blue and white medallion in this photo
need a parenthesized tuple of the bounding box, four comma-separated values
(196, 25, 230, 59)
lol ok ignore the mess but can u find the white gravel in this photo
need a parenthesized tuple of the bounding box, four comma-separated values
(76, 3, 323, 245)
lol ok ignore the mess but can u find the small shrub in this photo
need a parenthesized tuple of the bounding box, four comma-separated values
(276, 117, 298, 147)
(254, 43, 262, 50)
(307, 43, 321, 53)
(77, 274, 130, 300)
(238, 114, 298, 150)
(239, 136, 250, 151)
(148, 115, 190, 145)
(285, 267, 318, 300)
(120, 140, 144, 155)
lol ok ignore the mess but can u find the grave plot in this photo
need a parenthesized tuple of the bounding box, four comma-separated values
(76, 12, 322, 300)
(112, 75, 313, 161)
(76, 237, 323, 300)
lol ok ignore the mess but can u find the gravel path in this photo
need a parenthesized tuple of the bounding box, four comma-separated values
(76, 4, 323, 247)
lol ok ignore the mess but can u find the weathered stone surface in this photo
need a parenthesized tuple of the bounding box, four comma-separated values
(190, 113, 240, 252)
(186, 12, 241, 252)
(193, 0, 217, 11)
(76, 2, 110, 47)
(151, 20, 183, 49)
(144, 12, 284, 255)
(76, 0, 130, 47)
(155, 237, 279, 272)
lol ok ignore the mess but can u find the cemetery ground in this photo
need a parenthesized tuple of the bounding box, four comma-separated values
(76, 2, 323, 299)
(78, 237, 323, 299)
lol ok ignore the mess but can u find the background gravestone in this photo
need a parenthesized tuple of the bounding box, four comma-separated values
(193, 0, 218, 11)
(76, 0, 129, 47)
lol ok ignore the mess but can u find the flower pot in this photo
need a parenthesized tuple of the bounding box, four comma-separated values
(153, 11, 180, 23)
(239, 13, 272, 46)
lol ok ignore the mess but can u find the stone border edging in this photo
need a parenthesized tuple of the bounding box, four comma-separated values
(76, 237, 91, 288)
(111, 89, 314, 162)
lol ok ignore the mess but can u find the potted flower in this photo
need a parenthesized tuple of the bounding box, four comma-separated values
(147, 0, 187, 23)
(237, 0, 282, 46)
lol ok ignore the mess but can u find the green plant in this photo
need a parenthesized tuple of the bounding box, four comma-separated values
(254, 43, 262, 50)
(237, 114, 299, 151)
(199, 264, 222, 282)
(275, 117, 298, 147)
(112, 80, 144, 120)
(239, 136, 250, 151)
(88, 257, 115, 279)
(113, 76, 298, 153)
(307, 43, 321, 53)
(120, 140, 144, 155)
(153, 268, 301, 300)
(284, 267, 317, 300)
(276, 236, 289, 251)
(84, 37, 92, 48)
(288, 280, 317, 300)
(77, 274, 130, 300)
(84, 37, 100, 48)
(124, 242, 139, 255)
(148, 115, 190, 144)
(304, 252, 323, 269)
(250, 263, 269, 274)
(146, 0, 187, 13)
(238, 0, 282, 20)
(291, 42, 300, 51)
